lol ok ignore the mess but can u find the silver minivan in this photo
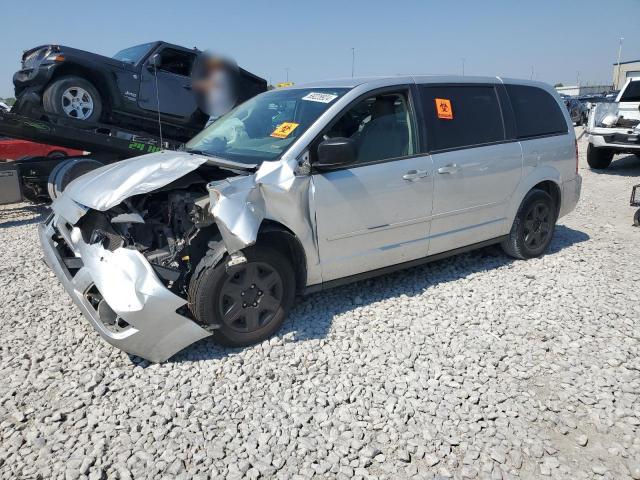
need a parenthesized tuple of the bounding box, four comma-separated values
(39, 75, 581, 361)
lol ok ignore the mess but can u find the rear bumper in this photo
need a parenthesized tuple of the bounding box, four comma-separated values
(38, 215, 211, 362)
(559, 175, 581, 219)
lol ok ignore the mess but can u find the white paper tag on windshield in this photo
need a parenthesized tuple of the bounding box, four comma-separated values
(302, 92, 338, 103)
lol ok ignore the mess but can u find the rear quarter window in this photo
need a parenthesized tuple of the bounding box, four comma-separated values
(420, 85, 505, 151)
(506, 85, 568, 139)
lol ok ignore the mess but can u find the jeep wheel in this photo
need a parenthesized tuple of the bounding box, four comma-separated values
(586, 144, 613, 169)
(189, 245, 296, 347)
(502, 189, 557, 260)
(43, 76, 102, 122)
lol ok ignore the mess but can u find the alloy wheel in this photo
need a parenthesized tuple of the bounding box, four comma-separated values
(61, 87, 94, 120)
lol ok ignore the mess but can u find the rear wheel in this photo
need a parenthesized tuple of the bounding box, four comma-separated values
(586, 144, 614, 169)
(502, 189, 557, 260)
(634, 209, 640, 227)
(43, 76, 102, 122)
(189, 245, 296, 347)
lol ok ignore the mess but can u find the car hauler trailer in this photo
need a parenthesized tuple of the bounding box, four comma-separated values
(0, 108, 183, 205)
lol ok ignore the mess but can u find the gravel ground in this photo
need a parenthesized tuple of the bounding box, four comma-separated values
(1, 132, 639, 480)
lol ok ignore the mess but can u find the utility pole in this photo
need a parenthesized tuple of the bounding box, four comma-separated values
(615, 36, 624, 89)
(576, 71, 580, 87)
(351, 48, 355, 78)
(285, 67, 290, 82)
(461, 58, 465, 76)
(530, 66, 534, 80)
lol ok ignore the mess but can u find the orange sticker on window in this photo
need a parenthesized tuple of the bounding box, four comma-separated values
(435, 98, 453, 120)
(270, 122, 299, 139)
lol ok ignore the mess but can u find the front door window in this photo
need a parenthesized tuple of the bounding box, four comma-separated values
(323, 92, 416, 164)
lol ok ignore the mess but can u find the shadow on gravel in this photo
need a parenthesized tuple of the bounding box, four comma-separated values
(0, 205, 49, 229)
(166, 225, 589, 365)
(590, 153, 640, 177)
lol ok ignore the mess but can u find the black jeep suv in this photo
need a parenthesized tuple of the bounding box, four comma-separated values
(13, 41, 267, 141)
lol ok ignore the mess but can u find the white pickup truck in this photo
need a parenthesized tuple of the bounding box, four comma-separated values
(586, 78, 640, 169)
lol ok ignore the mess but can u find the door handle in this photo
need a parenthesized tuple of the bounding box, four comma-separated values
(402, 169, 430, 181)
(437, 164, 459, 174)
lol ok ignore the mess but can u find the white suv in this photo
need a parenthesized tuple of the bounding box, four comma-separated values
(586, 78, 640, 169)
(39, 76, 581, 361)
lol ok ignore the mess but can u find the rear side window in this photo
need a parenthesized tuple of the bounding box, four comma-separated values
(620, 81, 640, 102)
(506, 85, 567, 139)
(420, 85, 505, 151)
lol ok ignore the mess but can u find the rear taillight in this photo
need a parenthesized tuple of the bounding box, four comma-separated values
(575, 140, 579, 174)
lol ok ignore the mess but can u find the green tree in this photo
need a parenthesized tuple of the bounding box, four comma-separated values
(554, 83, 564, 88)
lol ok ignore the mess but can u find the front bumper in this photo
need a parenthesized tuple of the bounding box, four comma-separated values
(38, 215, 212, 362)
(13, 64, 57, 96)
(588, 131, 640, 151)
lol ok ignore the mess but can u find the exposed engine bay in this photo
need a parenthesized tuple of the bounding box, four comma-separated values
(75, 166, 239, 297)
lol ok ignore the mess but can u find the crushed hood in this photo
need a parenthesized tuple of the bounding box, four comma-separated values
(62, 151, 209, 212)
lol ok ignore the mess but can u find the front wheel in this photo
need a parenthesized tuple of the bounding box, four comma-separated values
(586, 144, 614, 169)
(502, 189, 557, 260)
(43, 76, 103, 122)
(188, 245, 296, 347)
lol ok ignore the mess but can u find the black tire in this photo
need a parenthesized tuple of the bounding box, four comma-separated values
(586, 144, 613, 169)
(634, 209, 640, 227)
(46, 159, 68, 200)
(47, 157, 103, 200)
(501, 189, 557, 260)
(47, 150, 68, 159)
(188, 245, 296, 347)
(42, 76, 102, 122)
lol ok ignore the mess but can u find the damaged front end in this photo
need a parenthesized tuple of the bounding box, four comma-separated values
(39, 150, 315, 362)
(39, 152, 247, 362)
(587, 102, 640, 150)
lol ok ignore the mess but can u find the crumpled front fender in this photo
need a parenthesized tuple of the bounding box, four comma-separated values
(208, 157, 312, 254)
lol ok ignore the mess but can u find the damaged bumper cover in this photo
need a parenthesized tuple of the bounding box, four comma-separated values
(38, 150, 319, 361)
(38, 215, 212, 362)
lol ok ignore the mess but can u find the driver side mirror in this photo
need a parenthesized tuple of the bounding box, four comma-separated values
(315, 137, 357, 169)
(146, 53, 161, 72)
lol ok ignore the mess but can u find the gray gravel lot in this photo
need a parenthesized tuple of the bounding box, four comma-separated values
(0, 133, 639, 480)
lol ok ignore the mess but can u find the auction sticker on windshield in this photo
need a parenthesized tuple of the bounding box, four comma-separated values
(271, 122, 300, 138)
(302, 92, 338, 103)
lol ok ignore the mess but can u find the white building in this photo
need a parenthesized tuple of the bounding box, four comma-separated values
(612, 59, 640, 90)
(555, 85, 612, 97)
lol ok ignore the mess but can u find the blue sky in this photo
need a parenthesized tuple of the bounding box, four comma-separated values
(1, 0, 639, 97)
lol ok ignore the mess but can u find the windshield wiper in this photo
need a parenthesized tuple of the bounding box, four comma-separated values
(184, 149, 258, 170)
(184, 148, 216, 157)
